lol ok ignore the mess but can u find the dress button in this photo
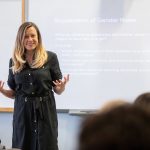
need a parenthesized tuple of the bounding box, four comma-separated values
(30, 82, 33, 85)
(32, 92, 34, 95)
(40, 97, 42, 101)
(25, 98, 27, 102)
(29, 73, 31, 75)
(34, 120, 37, 123)
(34, 130, 37, 133)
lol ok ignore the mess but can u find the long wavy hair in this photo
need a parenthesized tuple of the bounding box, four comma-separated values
(12, 22, 48, 73)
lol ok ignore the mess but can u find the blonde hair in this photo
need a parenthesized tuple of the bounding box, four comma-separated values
(12, 22, 47, 73)
(99, 99, 129, 113)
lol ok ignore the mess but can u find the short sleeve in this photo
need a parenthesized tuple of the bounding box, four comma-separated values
(7, 58, 16, 91)
(49, 52, 62, 81)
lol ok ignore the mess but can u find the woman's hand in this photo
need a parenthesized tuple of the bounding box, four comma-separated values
(0, 80, 15, 99)
(0, 81, 5, 93)
(53, 74, 69, 95)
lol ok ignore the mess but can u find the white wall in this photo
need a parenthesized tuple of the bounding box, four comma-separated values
(0, 0, 22, 108)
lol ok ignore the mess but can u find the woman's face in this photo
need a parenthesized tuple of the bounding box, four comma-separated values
(23, 26, 38, 51)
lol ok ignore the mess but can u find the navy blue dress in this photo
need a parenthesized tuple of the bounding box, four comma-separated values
(7, 51, 62, 150)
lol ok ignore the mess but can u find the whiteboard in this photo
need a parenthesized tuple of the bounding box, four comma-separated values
(28, 0, 150, 109)
(0, 0, 22, 108)
(1, 0, 150, 110)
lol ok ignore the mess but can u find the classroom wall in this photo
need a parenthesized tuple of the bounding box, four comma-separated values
(1, 0, 150, 149)
(0, 112, 83, 150)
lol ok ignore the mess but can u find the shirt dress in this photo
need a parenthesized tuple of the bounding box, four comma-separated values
(7, 51, 62, 150)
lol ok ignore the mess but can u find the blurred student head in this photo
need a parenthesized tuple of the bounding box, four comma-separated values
(134, 92, 150, 108)
(99, 99, 129, 113)
(78, 104, 150, 150)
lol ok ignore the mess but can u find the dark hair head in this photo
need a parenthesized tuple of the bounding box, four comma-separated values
(134, 92, 150, 107)
(79, 104, 150, 150)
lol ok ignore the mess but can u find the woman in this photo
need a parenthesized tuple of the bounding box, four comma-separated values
(0, 22, 69, 150)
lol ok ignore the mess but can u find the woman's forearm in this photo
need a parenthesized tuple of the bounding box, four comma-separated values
(0, 89, 15, 99)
